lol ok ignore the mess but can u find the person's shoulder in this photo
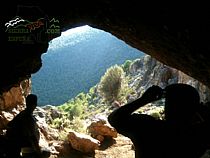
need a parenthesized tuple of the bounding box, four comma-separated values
(16, 110, 28, 118)
(9, 110, 28, 122)
(7, 111, 24, 127)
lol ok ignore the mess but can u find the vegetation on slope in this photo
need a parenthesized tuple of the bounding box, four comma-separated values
(46, 58, 164, 140)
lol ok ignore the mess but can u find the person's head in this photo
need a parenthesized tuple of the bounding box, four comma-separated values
(25, 94, 37, 113)
(163, 83, 200, 124)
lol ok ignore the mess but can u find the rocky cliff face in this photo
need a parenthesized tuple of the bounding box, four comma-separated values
(0, 78, 31, 130)
(129, 55, 210, 103)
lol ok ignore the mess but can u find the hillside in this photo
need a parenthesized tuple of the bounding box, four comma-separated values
(33, 55, 210, 158)
(31, 25, 144, 106)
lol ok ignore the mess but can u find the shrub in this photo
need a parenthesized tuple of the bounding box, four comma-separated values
(51, 118, 63, 129)
(123, 60, 132, 73)
(98, 64, 131, 104)
(58, 92, 88, 120)
(69, 117, 86, 134)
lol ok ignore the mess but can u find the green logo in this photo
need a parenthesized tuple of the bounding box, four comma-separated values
(5, 16, 60, 44)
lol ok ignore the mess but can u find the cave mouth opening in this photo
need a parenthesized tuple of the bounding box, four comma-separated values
(30, 24, 210, 109)
(31, 25, 145, 106)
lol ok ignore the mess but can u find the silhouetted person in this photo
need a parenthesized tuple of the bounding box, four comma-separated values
(108, 83, 210, 158)
(5, 94, 50, 158)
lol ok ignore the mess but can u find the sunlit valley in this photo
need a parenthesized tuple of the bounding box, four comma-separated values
(32, 25, 144, 106)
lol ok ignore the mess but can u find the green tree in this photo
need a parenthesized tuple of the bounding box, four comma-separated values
(122, 60, 132, 73)
(98, 64, 130, 103)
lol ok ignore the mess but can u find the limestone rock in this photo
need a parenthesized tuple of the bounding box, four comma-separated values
(129, 55, 210, 103)
(0, 78, 31, 111)
(87, 119, 117, 141)
(67, 131, 100, 154)
(0, 86, 24, 110)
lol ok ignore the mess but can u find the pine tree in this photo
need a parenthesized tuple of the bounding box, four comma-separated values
(98, 64, 129, 103)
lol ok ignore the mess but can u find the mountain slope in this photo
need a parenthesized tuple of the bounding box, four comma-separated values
(31, 25, 144, 106)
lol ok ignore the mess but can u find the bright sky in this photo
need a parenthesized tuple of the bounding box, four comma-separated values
(61, 25, 91, 36)
(47, 25, 102, 51)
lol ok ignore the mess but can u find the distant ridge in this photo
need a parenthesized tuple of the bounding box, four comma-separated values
(32, 25, 144, 106)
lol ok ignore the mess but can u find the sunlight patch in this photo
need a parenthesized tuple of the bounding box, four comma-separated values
(62, 25, 93, 36)
(48, 25, 101, 51)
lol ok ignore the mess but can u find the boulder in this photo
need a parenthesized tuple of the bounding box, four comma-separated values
(87, 119, 118, 142)
(67, 131, 100, 154)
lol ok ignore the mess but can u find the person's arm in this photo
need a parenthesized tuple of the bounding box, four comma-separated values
(108, 85, 163, 130)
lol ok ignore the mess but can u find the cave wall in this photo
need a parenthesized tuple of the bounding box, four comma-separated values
(0, 78, 31, 130)
(1, 1, 210, 93)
